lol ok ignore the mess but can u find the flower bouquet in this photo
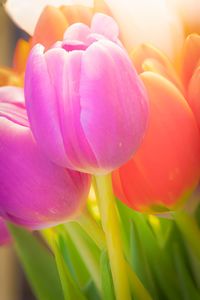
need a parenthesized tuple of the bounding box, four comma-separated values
(1, 1, 200, 299)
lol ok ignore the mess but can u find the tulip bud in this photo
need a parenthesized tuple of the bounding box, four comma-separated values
(25, 14, 149, 175)
(113, 72, 200, 213)
(0, 86, 90, 229)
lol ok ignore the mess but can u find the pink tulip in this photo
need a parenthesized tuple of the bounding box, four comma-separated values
(0, 86, 90, 229)
(0, 218, 10, 245)
(25, 14, 149, 174)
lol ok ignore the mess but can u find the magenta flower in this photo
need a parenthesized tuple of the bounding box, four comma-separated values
(0, 218, 10, 245)
(25, 14, 149, 174)
(0, 86, 90, 229)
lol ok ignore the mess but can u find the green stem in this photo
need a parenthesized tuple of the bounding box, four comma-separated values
(174, 210, 200, 261)
(94, 173, 132, 300)
(65, 222, 101, 293)
(76, 211, 106, 250)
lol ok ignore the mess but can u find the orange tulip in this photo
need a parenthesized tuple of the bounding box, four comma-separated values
(113, 72, 200, 213)
(113, 30, 200, 213)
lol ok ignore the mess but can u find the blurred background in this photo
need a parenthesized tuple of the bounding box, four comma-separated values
(0, 4, 35, 300)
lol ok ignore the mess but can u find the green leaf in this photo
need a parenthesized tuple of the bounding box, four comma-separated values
(56, 224, 101, 299)
(116, 198, 133, 259)
(100, 250, 115, 300)
(130, 221, 157, 299)
(173, 243, 200, 300)
(186, 246, 200, 289)
(83, 280, 101, 300)
(65, 222, 102, 293)
(8, 223, 64, 300)
(148, 215, 173, 248)
(174, 211, 200, 261)
(52, 233, 87, 300)
(56, 228, 90, 288)
(130, 212, 181, 300)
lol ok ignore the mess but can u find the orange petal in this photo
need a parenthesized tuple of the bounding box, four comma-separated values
(13, 39, 30, 73)
(113, 72, 200, 212)
(93, 0, 111, 14)
(181, 34, 200, 87)
(142, 58, 185, 95)
(187, 66, 200, 128)
(0, 68, 23, 87)
(60, 5, 93, 26)
(131, 43, 184, 93)
(31, 6, 68, 49)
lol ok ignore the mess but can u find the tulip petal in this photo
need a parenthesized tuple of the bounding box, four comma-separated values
(13, 39, 30, 73)
(44, 47, 98, 171)
(91, 13, 119, 42)
(64, 23, 91, 43)
(80, 39, 148, 173)
(0, 86, 90, 229)
(25, 45, 69, 167)
(182, 34, 200, 87)
(113, 72, 200, 211)
(0, 68, 23, 87)
(188, 67, 200, 129)
(131, 43, 184, 94)
(4, 0, 93, 35)
(60, 4, 93, 25)
(93, 0, 110, 14)
(32, 6, 69, 49)
(0, 86, 25, 105)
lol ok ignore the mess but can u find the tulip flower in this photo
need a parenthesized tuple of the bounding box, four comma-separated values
(0, 86, 90, 229)
(0, 218, 10, 245)
(113, 72, 200, 212)
(113, 32, 200, 213)
(25, 13, 149, 174)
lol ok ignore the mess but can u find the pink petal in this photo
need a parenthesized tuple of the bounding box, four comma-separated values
(80, 39, 149, 173)
(91, 13, 119, 42)
(25, 45, 68, 167)
(63, 23, 91, 43)
(0, 87, 90, 229)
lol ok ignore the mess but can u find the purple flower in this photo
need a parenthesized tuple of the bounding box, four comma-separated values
(25, 14, 149, 174)
(0, 86, 90, 229)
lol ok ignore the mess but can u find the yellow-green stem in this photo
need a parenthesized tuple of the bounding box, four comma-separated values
(94, 173, 132, 300)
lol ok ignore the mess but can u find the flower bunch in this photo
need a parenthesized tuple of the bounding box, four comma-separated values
(0, 1, 200, 300)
